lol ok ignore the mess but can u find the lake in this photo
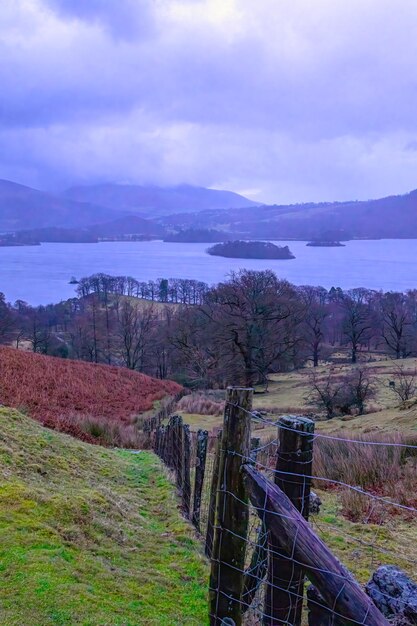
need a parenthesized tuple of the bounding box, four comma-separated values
(0, 239, 416, 305)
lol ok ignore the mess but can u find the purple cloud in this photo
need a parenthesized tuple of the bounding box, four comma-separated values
(1, 0, 417, 203)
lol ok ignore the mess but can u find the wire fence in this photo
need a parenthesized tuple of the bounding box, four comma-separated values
(152, 387, 417, 626)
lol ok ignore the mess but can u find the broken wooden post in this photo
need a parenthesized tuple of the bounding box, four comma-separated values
(209, 387, 253, 626)
(243, 465, 389, 626)
(264, 415, 315, 626)
(192, 429, 208, 531)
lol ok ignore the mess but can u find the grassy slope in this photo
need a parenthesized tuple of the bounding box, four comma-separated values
(179, 358, 417, 587)
(0, 407, 208, 626)
(314, 491, 417, 582)
(182, 357, 417, 437)
(0, 347, 181, 443)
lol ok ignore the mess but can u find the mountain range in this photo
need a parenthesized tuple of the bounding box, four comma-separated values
(1, 178, 417, 240)
(0, 179, 256, 233)
(63, 183, 258, 217)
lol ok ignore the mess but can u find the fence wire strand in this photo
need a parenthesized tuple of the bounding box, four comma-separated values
(153, 398, 417, 626)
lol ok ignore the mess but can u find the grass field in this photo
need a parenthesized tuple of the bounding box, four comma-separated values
(0, 407, 208, 626)
(181, 356, 417, 438)
(177, 356, 417, 590)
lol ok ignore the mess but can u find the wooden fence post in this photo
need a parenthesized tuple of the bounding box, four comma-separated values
(205, 430, 222, 559)
(166, 416, 174, 469)
(192, 429, 208, 531)
(242, 465, 389, 626)
(174, 415, 184, 491)
(182, 424, 192, 518)
(241, 435, 266, 614)
(264, 415, 315, 626)
(209, 387, 253, 626)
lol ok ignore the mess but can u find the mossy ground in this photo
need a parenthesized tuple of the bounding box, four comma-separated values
(0, 408, 208, 625)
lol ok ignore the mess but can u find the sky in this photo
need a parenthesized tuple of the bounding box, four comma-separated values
(2, 0, 417, 204)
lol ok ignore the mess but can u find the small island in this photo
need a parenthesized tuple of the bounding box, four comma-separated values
(207, 240, 295, 259)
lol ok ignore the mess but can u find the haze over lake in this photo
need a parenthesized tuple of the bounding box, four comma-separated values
(1, 239, 416, 305)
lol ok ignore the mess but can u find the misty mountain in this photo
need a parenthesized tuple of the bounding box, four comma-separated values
(0, 179, 118, 232)
(63, 183, 259, 217)
(159, 189, 417, 240)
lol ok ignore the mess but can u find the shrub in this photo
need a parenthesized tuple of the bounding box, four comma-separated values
(177, 393, 224, 416)
(0, 347, 181, 446)
(313, 431, 417, 520)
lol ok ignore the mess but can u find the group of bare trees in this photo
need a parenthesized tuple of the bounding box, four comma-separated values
(76, 273, 208, 305)
(1, 270, 417, 388)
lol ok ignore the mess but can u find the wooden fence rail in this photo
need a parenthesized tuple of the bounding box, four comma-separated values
(151, 386, 395, 626)
(242, 464, 389, 626)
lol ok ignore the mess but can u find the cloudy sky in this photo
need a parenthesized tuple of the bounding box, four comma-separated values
(2, 0, 417, 203)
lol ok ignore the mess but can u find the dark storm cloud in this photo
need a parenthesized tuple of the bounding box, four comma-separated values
(1, 0, 417, 202)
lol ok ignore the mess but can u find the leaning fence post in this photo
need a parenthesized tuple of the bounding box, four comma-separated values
(209, 387, 253, 626)
(264, 415, 315, 626)
(173, 415, 184, 491)
(192, 429, 208, 531)
(182, 424, 192, 518)
(242, 465, 389, 626)
(205, 430, 222, 559)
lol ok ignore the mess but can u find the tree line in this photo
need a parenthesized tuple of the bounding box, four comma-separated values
(1, 270, 417, 387)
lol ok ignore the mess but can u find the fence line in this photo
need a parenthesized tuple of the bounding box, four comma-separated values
(151, 386, 417, 625)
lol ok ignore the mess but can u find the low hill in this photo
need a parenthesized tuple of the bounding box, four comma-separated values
(0, 347, 181, 444)
(0, 407, 207, 624)
(64, 183, 259, 218)
(0, 179, 118, 232)
(158, 188, 417, 240)
(90, 215, 165, 238)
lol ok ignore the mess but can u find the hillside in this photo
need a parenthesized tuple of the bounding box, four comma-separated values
(0, 179, 118, 232)
(90, 215, 165, 238)
(0, 408, 207, 625)
(0, 347, 181, 443)
(64, 183, 259, 217)
(159, 188, 417, 240)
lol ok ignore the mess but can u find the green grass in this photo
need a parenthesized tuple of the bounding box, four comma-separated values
(313, 490, 417, 582)
(0, 408, 208, 625)
(180, 356, 417, 439)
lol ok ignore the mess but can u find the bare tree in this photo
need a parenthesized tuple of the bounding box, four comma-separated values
(308, 366, 375, 417)
(308, 368, 345, 419)
(380, 292, 412, 359)
(299, 285, 329, 367)
(341, 289, 374, 363)
(342, 367, 375, 415)
(0, 293, 15, 343)
(116, 300, 156, 371)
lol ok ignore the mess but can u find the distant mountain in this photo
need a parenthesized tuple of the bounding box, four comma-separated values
(158, 189, 417, 240)
(63, 183, 259, 217)
(0, 179, 118, 231)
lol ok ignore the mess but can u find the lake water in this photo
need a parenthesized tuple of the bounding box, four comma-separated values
(0, 239, 416, 305)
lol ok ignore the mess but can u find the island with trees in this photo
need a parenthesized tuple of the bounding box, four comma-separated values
(207, 240, 295, 259)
